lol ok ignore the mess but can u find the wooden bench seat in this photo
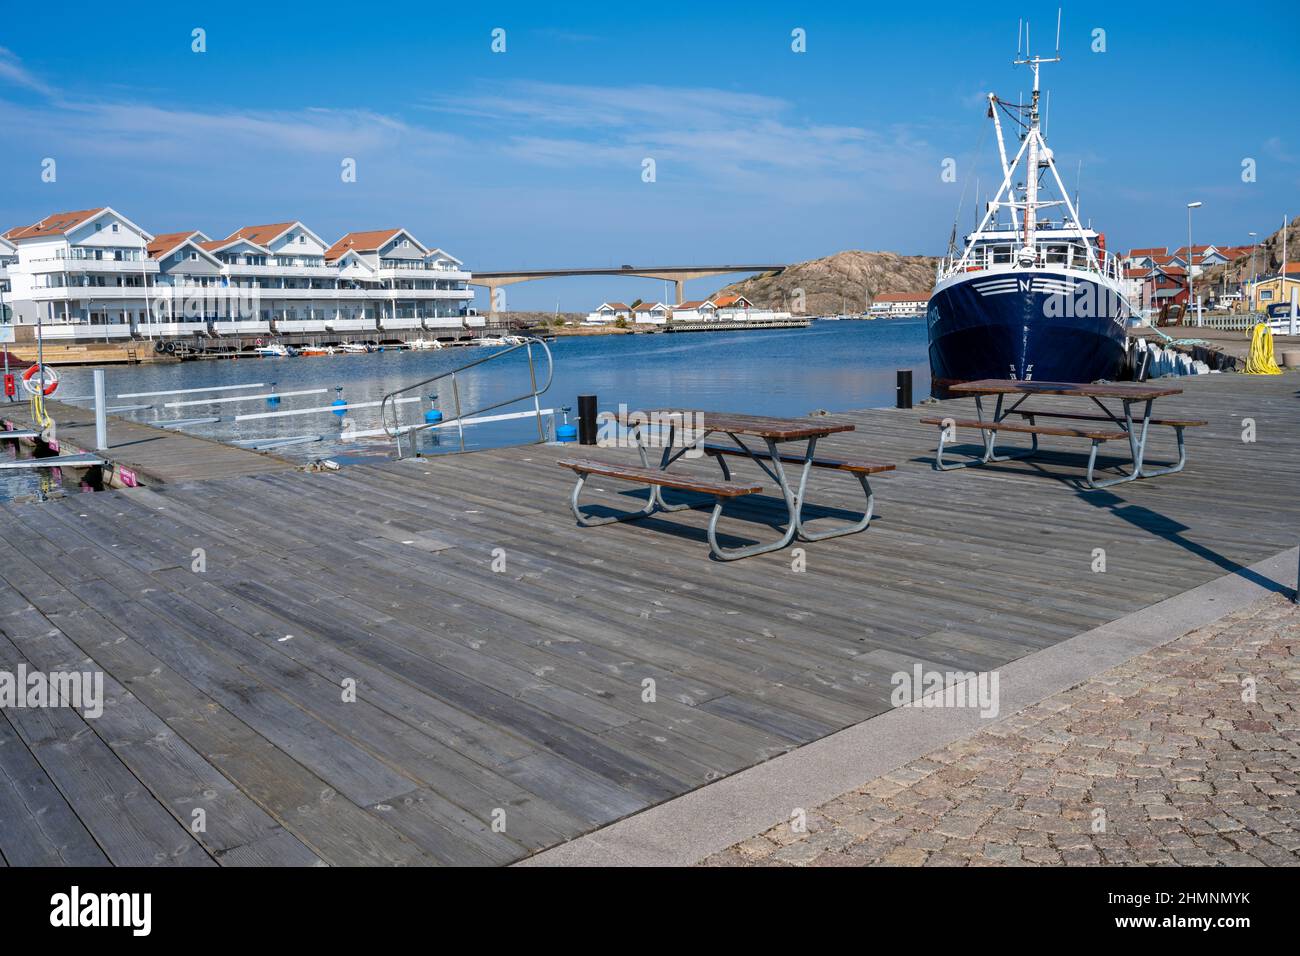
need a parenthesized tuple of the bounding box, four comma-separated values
(1009, 410, 1207, 428)
(701, 443, 896, 475)
(557, 458, 761, 496)
(932, 381, 1196, 490)
(919, 417, 1128, 442)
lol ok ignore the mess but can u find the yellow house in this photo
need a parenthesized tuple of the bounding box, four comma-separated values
(1249, 265, 1300, 312)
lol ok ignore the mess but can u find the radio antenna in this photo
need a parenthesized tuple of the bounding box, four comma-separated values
(1017, 18, 1023, 55)
(1055, 7, 1062, 55)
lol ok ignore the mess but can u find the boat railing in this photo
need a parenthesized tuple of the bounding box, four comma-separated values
(379, 335, 554, 457)
(940, 244, 1124, 283)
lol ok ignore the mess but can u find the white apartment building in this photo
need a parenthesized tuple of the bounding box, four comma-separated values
(867, 292, 928, 318)
(0, 207, 478, 341)
(0, 235, 16, 323)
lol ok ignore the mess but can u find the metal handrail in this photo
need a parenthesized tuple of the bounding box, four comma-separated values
(379, 335, 554, 457)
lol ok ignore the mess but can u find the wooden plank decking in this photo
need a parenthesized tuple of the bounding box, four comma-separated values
(0, 372, 1295, 865)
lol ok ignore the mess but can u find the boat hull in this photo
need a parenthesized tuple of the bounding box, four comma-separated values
(927, 269, 1127, 393)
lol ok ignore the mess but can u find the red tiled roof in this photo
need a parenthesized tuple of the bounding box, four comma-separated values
(198, 236, 271, 254)
(324, 229, 403, 262)
(6, 207, 107, 240)
(596, 302, 631, 311)
(711, 293, 751, 308)
(872, 291, 929, 302)
(225, 222, 297, 247)
(1127, 247, 1167, 257)
(675, 300, 712, 309)
(632, 302, 665, 312)
(147, 230, 203, 260)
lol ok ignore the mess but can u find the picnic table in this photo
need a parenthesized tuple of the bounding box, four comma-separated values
(559, 410, 894, 560)
(921, 379, 1205, 489)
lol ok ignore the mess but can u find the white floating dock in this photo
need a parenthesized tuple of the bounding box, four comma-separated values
(232, 435, 325, 450)
(165, 388, 326, 409)
(119, 383, 267, 399)
(0, 453, 105, 469)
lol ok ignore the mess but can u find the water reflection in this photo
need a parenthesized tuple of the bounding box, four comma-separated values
(41, 320, 928, 470)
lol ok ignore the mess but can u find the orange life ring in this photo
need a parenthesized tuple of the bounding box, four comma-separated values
(21, 364, 59, 396)
(255, 337, 265, 347)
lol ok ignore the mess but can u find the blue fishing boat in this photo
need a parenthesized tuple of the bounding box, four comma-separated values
(928, 19, 1131, 393)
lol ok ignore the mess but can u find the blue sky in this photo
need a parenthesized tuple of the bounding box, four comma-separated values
(2, 1, 1297, 309)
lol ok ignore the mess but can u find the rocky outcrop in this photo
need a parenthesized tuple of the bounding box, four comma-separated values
(711, 250, 940, 315)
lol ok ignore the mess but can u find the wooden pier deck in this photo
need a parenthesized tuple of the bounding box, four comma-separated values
(0, 373, 1295, 865)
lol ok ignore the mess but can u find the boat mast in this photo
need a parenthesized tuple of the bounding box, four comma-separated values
(1024, 55, 1039, 254)
(1014, 16, 1060, 262)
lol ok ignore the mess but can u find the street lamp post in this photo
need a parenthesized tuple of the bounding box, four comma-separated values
(1186, 201, 1202, 325)
(1248, 231, 1258, 313)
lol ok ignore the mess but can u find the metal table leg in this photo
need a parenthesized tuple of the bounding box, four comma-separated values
(640, 419, 706, 512)
(933, 393, 1037, 471)
(1135, 426, 1189, 478)
(568, 470, 658, 526)
(707, 436, 809, 561)
(793, 471, 876, 541)
(1084, 398, 1150, 489)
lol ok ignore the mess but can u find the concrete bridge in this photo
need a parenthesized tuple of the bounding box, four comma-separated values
(469, 264, 787, 313)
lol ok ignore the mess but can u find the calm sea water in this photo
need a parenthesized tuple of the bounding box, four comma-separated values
(2, 319, 928, 501)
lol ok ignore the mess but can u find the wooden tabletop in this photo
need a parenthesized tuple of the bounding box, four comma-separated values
(950, 380, 1183, 400)
(647, 410, 856, 440)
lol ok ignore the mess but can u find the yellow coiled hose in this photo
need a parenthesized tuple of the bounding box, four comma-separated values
(1244, 323, 1282, 375)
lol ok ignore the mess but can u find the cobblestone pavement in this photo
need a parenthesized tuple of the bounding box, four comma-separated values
(703, 595, 1300, 867)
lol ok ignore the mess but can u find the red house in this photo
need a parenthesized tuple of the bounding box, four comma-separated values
(1141, 264, 1189, 322)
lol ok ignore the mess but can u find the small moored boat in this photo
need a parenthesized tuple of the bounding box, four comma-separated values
(254, 343, 294, 358)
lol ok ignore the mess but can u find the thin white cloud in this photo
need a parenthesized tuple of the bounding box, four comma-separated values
(429, 81, 938, 196)
(0, 46, 56, 97)
(0, 95, 461, 162)
(430, 81, 787, 130)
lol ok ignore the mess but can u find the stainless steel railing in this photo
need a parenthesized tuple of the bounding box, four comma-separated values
(379, 335, 554, 457)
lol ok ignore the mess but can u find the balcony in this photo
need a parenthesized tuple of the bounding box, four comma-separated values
(25, 256, 158, 274)
(223, 263, 343, 279)
(28, 286, 155, 300)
